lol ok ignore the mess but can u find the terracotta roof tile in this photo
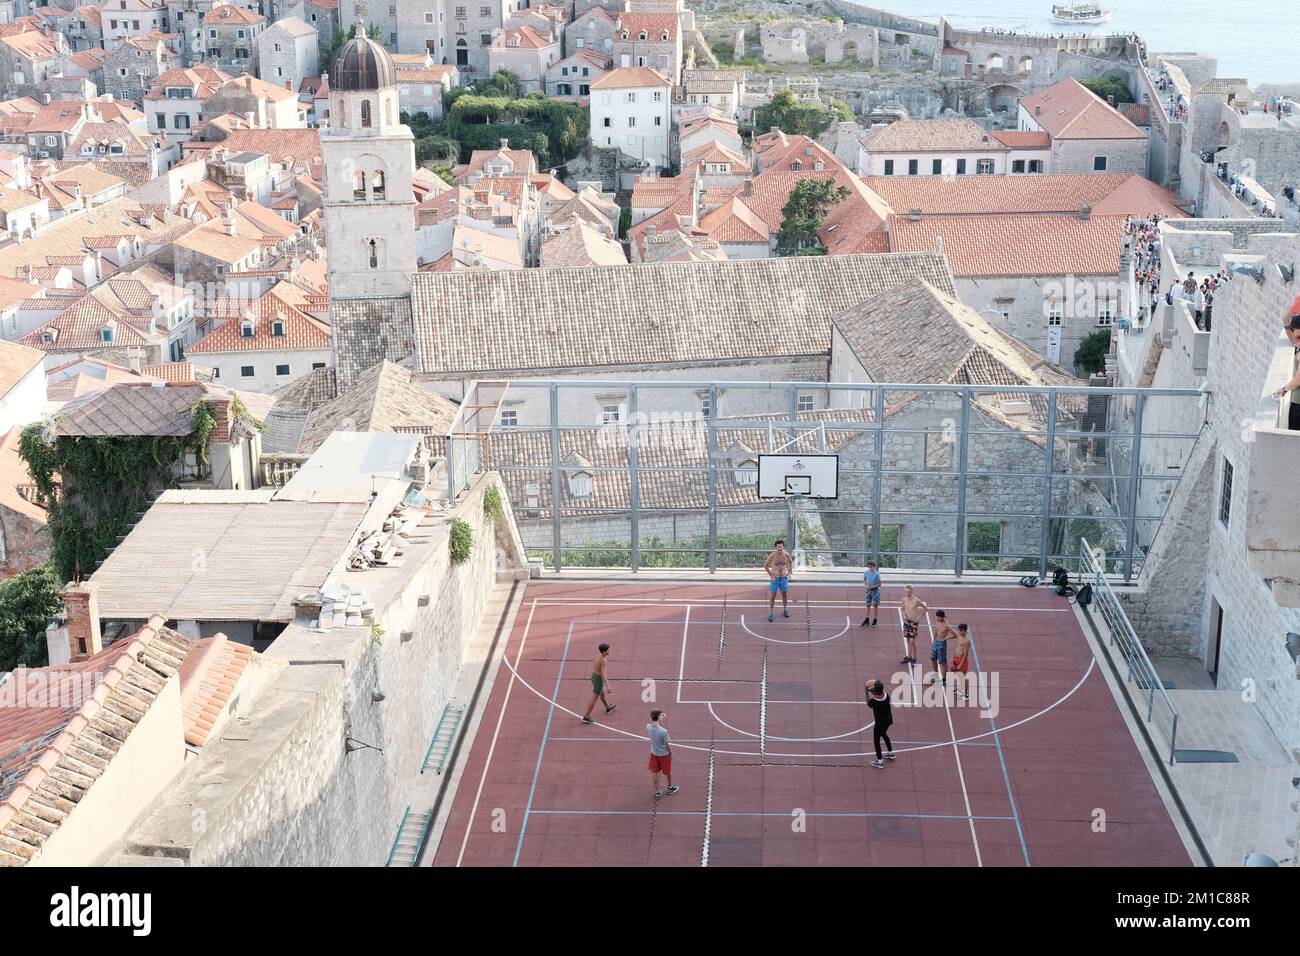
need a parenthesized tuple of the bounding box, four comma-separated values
(1020, 78, 1146, 140)
(541, 220, 626, 268)
(864, 172, 1187, 218)
(188, 284, 329, 353)
(889, 213, 1129, 277)
(862, 119, 1006, 153)
(0, 340, 43, 396)
(988, 130, 1051, 148)
(203, 4, 265, 25)
(0, 616, 190, 866)
(177, 635, 254, 747)
(615, 12, 678, 39)
(591, 66, 670, 90)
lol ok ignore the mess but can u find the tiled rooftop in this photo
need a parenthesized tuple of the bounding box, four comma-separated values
(410, 253, 955, 374)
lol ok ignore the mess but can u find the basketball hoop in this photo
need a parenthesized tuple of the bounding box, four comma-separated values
(757, 454, 839, 500)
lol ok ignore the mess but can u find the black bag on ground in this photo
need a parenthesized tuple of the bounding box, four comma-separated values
(1018, 575, 1039, 588)
(1051, 568, 1075, 596)
(1073, 583, 1093, 607)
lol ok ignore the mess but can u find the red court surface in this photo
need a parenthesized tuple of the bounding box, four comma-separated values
(434, 581, 1192, 867)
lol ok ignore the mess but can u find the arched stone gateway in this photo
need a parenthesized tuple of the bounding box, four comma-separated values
(985, 83, 1026, 114)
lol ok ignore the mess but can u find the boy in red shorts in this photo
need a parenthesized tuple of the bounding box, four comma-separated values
(647, 709, 679, 799)
(949, 623, 974, 701)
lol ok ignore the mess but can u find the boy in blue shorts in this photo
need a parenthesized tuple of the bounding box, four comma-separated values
(861, 560, 882, 627)
(764, 539, 792, 622)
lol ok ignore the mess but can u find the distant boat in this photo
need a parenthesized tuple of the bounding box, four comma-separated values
(1051, 4, 1113, 23)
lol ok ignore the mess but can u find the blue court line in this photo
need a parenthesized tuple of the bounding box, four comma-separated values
(970, 629, 1031, 867)
(513, 620, 576, 867)
(526, 809, 1018, 822)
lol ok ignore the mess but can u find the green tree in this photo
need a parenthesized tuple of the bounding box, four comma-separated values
(486, 69, 523, 99)
(0, 564, 62, 670)
(1080, 77, 1134, 105)
(775, 178, 848, 256)
(828, 97, 854, 123)
(1074, 329, 1112, 374)
(754, 88, 837, 138)
(319, 25, 348, 74)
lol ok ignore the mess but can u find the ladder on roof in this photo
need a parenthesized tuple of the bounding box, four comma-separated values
(385, 806, 433, 867)
(421, 703, 466, 775)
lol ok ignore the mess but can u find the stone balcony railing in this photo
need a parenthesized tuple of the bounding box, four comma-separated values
(1245, 331, 1300, 607)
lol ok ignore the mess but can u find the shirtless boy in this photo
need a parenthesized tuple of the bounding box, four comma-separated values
(899, 585, 929, 666)
(764, 539, 793, 623)
(949, 623, 974, 701)
(930, 609, 957, 687)
(581, 643, 617, 723)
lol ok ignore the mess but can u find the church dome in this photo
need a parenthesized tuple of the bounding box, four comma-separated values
(331, 32, 397, 92)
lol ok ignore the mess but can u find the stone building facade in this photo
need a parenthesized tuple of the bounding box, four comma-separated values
(102, 34, 180, 103)
(257, 15, 318, 94)
(1113, 225, 1300, 768)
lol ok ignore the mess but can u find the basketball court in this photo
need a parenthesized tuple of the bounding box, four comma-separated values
(433, 579, 1193, 867)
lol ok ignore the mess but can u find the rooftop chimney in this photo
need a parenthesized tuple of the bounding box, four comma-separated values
(223, 207, 237, 235)
(1035, 105, 1041, 116)
(1078, 204, 1091, 220)
(61, 581, 102, 663)
(500, 138, 510, 149)
(908, 207, 922, 222)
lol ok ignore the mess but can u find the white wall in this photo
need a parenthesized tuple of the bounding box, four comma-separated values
(207, 348, 333, 392)
(590, 81, 672, 170)
(0, 362, 47, 433)
(858, 147, 1005, 176)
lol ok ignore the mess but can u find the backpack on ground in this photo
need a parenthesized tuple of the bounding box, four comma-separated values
(1073, 583, 1093, 607)
(1051, 567, 1074, 597)
(1018, 575, 1039, 588)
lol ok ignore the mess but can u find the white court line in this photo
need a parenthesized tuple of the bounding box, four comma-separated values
(933, 624, 983, 867)
(709, 701, 877, 742)
(701, 747, 716, 868)
(675, 604, 691, 705)
(498, 653, 1096, 758)
(758, 650, 767, 756)
(456, 600, 536, 867)
(738, 615, 851, 645)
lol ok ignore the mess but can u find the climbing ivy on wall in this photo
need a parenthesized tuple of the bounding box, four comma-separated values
(20, 423, 200, 584)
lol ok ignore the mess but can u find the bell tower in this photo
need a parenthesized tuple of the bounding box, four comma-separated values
(320, 25, 416, 300)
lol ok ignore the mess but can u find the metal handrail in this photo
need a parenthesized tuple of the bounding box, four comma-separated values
(1079, 536, 1179, 764)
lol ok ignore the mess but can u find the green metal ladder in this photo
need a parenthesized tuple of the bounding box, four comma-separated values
(421, 703, 465, 775)
(385, 807, 433, 867)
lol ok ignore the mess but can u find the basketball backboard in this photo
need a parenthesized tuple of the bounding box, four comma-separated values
(757, 454, 838, 499)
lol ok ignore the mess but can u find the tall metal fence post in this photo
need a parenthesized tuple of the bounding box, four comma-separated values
(707, 384, 719, 573)
(445, 437, 457, 502)
(871, 385, 884, 561)
(549, 385, 562, 574)
(1038, 390, 1058, 579)
(786, 384, 799, 549)
(953, 390, 972, 577)
(1123, 392, 1145, 582)
(628, 385, 640, 573)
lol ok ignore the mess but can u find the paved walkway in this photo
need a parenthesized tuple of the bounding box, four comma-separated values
(1126, 655, 1299, 866)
